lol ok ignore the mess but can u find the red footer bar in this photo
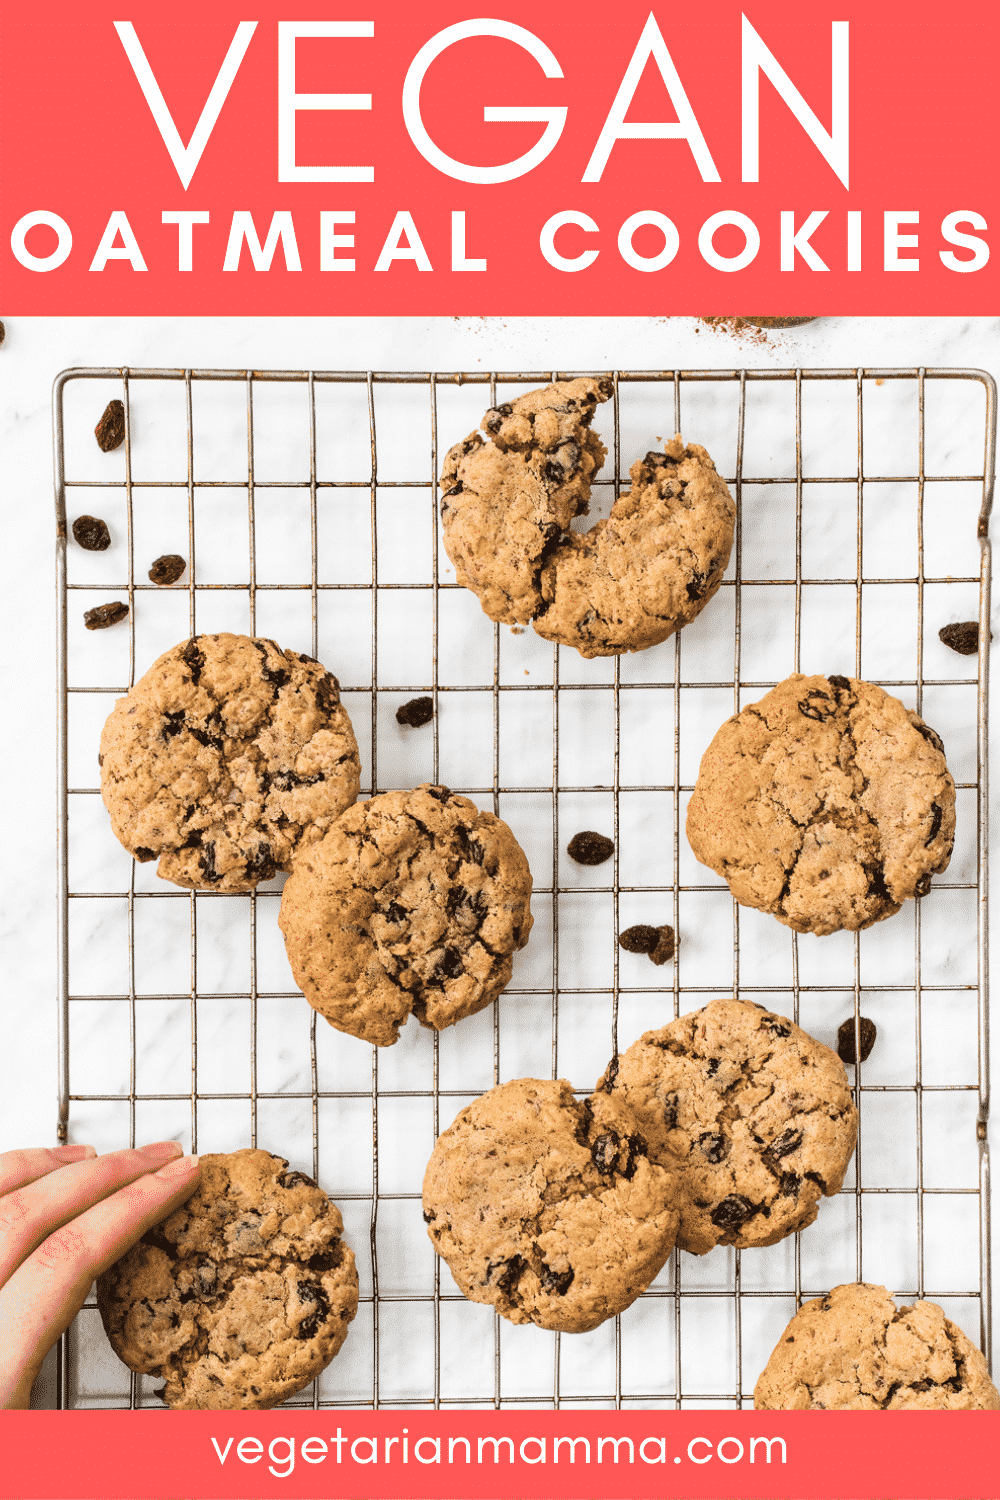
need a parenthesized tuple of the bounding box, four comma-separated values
(1, 1409, 998, 1500)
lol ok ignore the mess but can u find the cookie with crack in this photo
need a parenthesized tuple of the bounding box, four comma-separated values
(97, 1149, 358, 1410)
(440, 380, 735, 658)
(686, 674, 956, 935)
(279, 784, 532, 1046)
(100, 634, 360, 892)
(754, 1282, 1000, 1409)
(422, 1078, 681, 1332)
(596, 999, 858, 1254)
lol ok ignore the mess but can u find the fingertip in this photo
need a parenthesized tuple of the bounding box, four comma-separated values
(51, 1144, 97, 1162)
(153, 1154, 199, 1182)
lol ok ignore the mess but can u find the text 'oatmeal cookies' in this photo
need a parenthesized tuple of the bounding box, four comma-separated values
(439, 378, 735, 658)
(686, 673, 956, 935)
(422, 1078, 681, 1333)
(279, 784, 533, 1046)
(97, 1149, 359, 1411)
(754, 1282, 999, 1410)
(100, 633, 360, 892)
(597, 998, 858, 1255)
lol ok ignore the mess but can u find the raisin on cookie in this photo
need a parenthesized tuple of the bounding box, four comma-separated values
(279, 784, 532, 1046)
(100, 634, 360, 892)
(597, 998, 858, 1254)
(686, 673, 956, 935)
(97, 1149, 359, 1410)
(440, 379, 735, 658)
(754, 1283, 1000, 1409)
(423, 1078, 681, 1333)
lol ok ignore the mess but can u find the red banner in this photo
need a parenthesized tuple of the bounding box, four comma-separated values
(1, 1409, 998, 1499)
(1, 0, 997, 314)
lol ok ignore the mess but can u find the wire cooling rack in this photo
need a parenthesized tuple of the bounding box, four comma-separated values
(53, 365, 994, 1411)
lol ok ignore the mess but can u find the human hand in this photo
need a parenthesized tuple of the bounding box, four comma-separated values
(0, 1141, 201, 1408)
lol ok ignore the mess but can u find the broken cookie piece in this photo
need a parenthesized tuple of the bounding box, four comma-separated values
(97, 1149, 358, 1410)
(440, 378, 735, 658)
(423, 1078, 680, 1332)
(596, 998, 858, 1255)
(754, 1283, 999, 1409)
(686, 673, 956, 935)
(279, 784, 533, 1046)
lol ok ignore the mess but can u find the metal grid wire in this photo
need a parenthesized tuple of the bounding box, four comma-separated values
(54, 365, 994, 1411)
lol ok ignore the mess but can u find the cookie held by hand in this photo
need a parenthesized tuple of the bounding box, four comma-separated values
(97, 1149, 358, 1410)
(279, 784, 532, 1046)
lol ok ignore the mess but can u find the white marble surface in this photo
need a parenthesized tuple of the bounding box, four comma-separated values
(1, 314, 997, 1404)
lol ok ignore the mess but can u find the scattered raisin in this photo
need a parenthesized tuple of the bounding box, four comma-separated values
(149, 553, 186, 586)
(94, 399, 125, 452)
(938, 621, 981, 656)
(650, 925, 675, 966)
(84, 601, 128, 631)
(567, 831, 614, 865)
(396, 695, 433, 728)
(134, 847, 156, 863)
(72, 515, 111, 551)
(619, 924, 659, 954)
(619, 923, 674, 964)
(0, 321, 5, 346)
(925, 802, 944, 847)
(836, 1016, 877, 1065)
